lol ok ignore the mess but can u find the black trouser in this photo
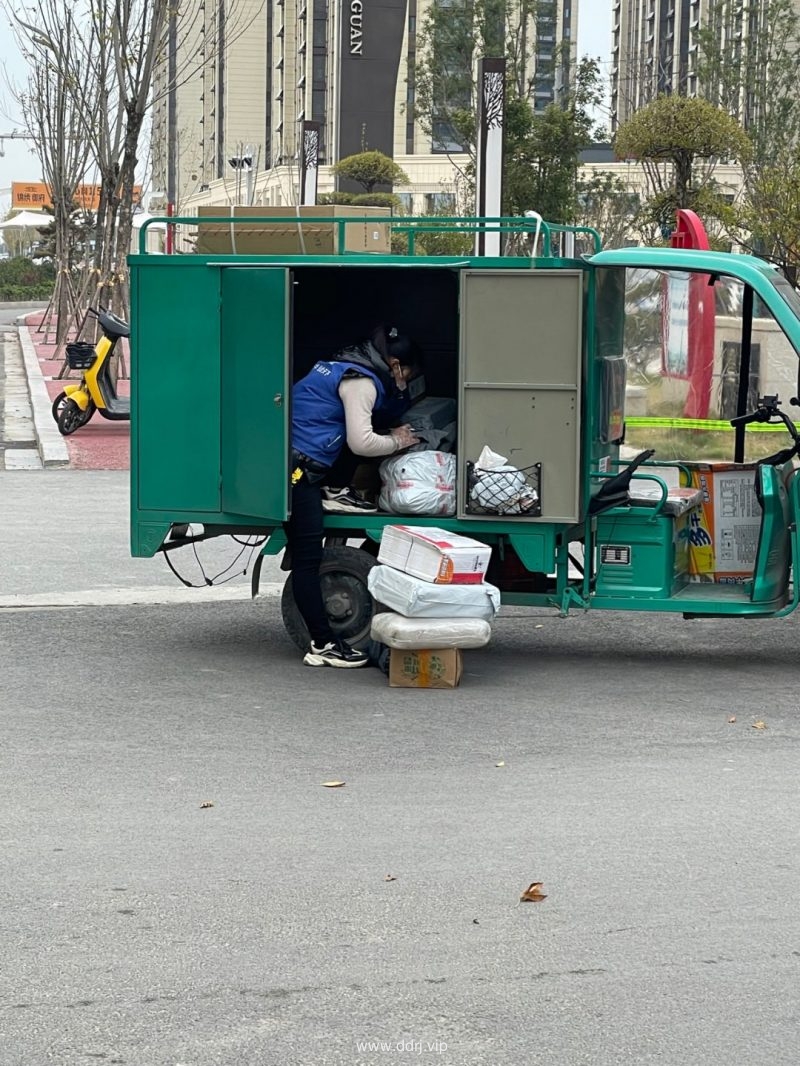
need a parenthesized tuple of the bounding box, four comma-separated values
(284, 448, 363, 646)
(286, 471, 332, 645)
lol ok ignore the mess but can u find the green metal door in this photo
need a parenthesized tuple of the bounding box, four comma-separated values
(458, 269, 583, 523)
(220, 267, 290, 520)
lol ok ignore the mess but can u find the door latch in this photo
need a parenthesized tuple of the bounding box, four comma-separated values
(274, 393, 283, 406)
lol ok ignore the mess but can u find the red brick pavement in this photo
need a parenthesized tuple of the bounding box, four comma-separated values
(26, 312, 130, 470)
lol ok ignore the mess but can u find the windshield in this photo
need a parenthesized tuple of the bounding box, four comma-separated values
(770, 273, 800, 321)
(595, 265, 799, 464)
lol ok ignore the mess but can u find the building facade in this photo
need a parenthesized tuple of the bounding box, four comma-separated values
(610, 0, 800, 132)
(151, 0, 577, 212)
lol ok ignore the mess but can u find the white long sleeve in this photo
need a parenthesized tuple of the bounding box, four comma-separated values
(338, 377, 397, 457)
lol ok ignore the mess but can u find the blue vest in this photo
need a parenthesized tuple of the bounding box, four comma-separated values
(292, 361, 387, 466)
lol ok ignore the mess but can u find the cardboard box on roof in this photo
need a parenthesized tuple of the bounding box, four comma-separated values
(389, 648, 463, 689)
(195, 205, 392, 255)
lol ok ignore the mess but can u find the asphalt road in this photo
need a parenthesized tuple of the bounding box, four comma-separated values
(2, 471, 800, 1065)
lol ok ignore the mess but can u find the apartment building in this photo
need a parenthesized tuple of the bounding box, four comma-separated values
(151, 0, 577, 213)
(610, 0, 800, 132)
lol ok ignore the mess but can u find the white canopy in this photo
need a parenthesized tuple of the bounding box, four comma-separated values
(0, 210, 50, 229)
(131, 211, 167, 231)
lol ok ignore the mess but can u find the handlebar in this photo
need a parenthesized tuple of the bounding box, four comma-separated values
(730, 395, 800, 464)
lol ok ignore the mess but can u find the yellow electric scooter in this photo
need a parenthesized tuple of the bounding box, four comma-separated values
(51, 307, 131, 435)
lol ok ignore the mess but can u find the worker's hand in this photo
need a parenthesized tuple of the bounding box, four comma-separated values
(391, 424, 420, 451)
(388, 357, 408, 392)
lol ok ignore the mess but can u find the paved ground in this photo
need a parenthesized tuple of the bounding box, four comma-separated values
(4, 586, 800, 1066)
(2, 470, 800, 1065)
(0, 309, 42, 470)
(3, 310, 800, 1064)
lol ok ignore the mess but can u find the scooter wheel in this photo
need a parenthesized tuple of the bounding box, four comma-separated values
(57, 397, 94, 436)
(52, 391, 67, 423)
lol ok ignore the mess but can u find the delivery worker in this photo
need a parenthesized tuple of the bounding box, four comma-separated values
(288, 325, 422, 668)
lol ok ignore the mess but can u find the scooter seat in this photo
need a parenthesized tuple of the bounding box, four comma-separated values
(99, 309, 130, 339)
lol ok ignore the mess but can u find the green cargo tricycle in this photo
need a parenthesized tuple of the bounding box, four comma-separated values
(129, 214, 800, 649)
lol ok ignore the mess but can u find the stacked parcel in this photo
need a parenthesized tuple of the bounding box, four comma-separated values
(368, 526, 499, 688)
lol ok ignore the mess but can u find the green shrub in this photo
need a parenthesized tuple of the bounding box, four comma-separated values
(0, 256, 55, 301)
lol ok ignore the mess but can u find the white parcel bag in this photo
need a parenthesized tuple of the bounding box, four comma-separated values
(371, 612, 492, 650)
(378, 451, 456, 516)
(368, 564, 500, 620)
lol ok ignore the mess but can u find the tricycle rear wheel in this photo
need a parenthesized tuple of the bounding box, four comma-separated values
(280, 545, 382, 652)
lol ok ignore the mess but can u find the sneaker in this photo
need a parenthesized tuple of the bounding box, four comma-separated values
(322, 487, 378, 514)
(303, 639, 370, 668)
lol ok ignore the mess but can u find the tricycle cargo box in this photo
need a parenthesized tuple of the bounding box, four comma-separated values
(195, 205, 392, 256)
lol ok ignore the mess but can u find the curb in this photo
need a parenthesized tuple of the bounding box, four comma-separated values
(16, 320, 70, 469)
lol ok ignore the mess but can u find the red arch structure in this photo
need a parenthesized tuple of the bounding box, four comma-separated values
(669, 209, 716, 419)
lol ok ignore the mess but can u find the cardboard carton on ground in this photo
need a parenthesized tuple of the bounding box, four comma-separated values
(389, 648, 463, 689)
(195, 205, 391, 256)
(378, 525, 492, 585)
(685, 462, 761, 582)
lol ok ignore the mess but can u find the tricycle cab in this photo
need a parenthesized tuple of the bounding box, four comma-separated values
(129, 216, 800, 640)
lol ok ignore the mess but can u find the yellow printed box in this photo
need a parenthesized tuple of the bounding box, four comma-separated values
(687, 463, 760, 581)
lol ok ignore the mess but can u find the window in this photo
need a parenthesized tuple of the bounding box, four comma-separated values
(424, 192, 455, 214)
(431, 120, 466, 153)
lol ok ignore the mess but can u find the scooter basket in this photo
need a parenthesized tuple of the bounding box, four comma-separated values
(466, 461, 542, 516)
(65, 342, 96, 370)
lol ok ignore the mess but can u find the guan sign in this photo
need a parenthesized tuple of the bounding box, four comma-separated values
(349, 0, 363, 55)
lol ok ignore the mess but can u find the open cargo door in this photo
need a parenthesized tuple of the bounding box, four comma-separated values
(220, 267, 291, 521)
(458, 270, 583, 523)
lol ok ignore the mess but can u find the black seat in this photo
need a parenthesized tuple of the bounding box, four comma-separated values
(98, 309, 130, 339)
(589, 450, 655, 516)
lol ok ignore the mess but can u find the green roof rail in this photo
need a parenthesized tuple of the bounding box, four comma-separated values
(135, 213, 602, 258)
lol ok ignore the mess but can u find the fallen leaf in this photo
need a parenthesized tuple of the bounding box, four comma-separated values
(752, 720, 767, 730)
(472, 918, 480, 924)
(384, 874, 397, 882)
(199, 801, 214, 809)
(534, 624, 544, 629)
(520, 881, 547, 903)
(323, 780, 346, 788)
(495, 761, 505, 768)
(728, 716, 737, 724)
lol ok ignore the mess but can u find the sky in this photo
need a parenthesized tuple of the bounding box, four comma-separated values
(0, 0, 614, 215)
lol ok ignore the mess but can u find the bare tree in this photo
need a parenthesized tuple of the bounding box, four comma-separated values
(7, 0, 260, 372)
(11, 5, 96, 346)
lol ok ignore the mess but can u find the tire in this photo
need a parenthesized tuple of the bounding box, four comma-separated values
(51, 391, 67, 423)
(55, 394, 95, 435)
(281, 545, 383, 652)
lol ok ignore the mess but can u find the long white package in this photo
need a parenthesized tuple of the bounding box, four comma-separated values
(368, 564, 500, 620)
(371, 611, 492, 650)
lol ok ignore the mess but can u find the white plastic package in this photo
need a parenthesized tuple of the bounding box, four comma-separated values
(371, 611, 492, 650)
(368, 564, 500, 620)
(475, 445, 508, 470)
(470, 465, 539, 514)
(379, 450, 456, 516)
